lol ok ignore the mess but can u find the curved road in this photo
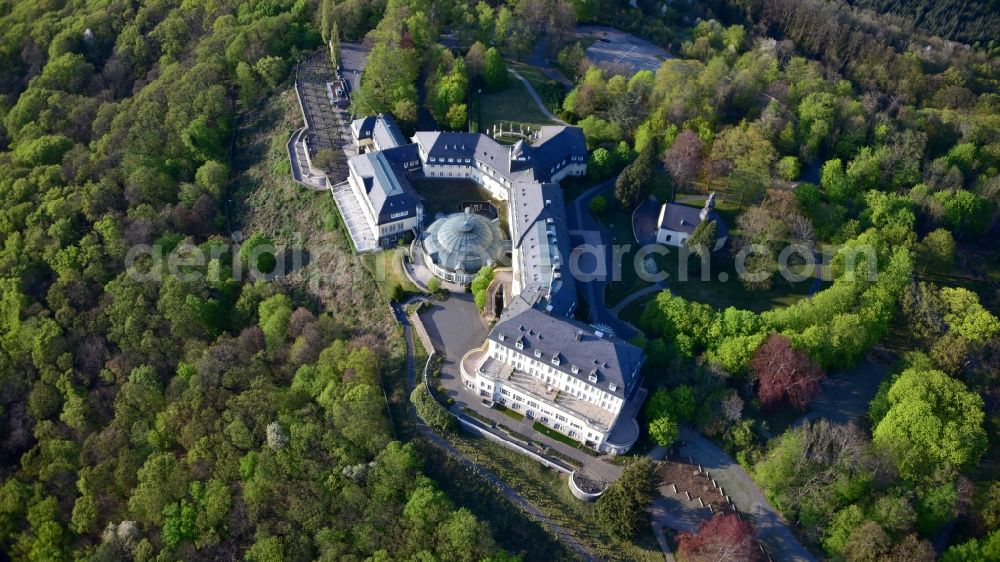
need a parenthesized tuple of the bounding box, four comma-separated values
(398, 311, 596, 561)
(564, 188, 817, 561)
(610, 281, 667, 316)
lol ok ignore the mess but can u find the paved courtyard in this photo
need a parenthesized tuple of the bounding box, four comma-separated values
(338, 42, 368, 96)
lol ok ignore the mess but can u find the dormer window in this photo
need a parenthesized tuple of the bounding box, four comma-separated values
(588, 373, 598, 383)
(498, 334, 506, 342)
(551, 354, 561, 366)
(534, 350, 542, 359)
(515, 339, 524, 350)
(571, 365, 579, 374)
(609, 383, 617, 392)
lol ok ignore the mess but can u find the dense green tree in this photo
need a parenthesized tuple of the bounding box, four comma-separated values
(258, 294, 293, 348)
(942, 529, 1000, 562)
(776, 156, 800, 181)
(649, 416, 679, 446)
(240, 233, 278, 275)
(615, 143, 655, 208)
(471, 266, 494, 310)
(435, 508, 499, 562)
(595, 458, 656, 540)
(588, 195, 608, 216)
(128, 453, 189, 523)
(872, 368, 987, 481)
(483, 48, 507, 92)
(917, 229, 955, 273)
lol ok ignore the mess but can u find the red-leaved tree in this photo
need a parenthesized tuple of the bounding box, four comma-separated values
(677, 513, 761, 562)
(750, 334, 825, 410)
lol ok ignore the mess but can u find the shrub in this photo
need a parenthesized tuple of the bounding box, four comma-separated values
(411, 383, 456, 432)
(588, 195, 608, 216)
(427, 276, 441, 293)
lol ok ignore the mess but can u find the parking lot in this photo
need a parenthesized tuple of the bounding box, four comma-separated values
(578, 25, 671, 74)
(331, 180, 378, 252)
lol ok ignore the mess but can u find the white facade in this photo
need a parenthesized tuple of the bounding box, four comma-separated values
(655, 202, 727, 251)
(346, 159, 420, 242)
(465, 338, 632, 451)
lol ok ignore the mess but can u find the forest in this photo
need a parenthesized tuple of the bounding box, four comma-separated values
(520, 2, 999, 560)
(845, 0, 1000, 46)
(0, 0, 524, 560)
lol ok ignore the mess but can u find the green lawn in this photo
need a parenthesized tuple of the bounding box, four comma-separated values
(495, 403, 525, 421)
(532, 421, 581, 448)
(477, 77, 557, 141)
(411, 178, 509, 231)
(510, 63, 567, 113)
(601, 198, 825, 312)
(360, 248, 422, 299)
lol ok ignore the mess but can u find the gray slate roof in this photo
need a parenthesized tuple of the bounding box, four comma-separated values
(349, 150, 419, 225)
(509, 182, 576, 316)
(658, 203, 728, 240)
(530, 126, 588, 183)
(489, 307, 644, 398)
(351, 113, 406, 149)
(413, 126, 587, 184)
(412, 131, 520, 174)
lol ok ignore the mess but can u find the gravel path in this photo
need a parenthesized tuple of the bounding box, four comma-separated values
(509, 69, 568, 126)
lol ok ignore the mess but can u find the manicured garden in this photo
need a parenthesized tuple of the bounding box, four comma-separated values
(494, 403, 525, 422)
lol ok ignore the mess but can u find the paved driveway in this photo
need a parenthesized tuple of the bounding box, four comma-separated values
(567, 178, 637, 339)
(677, 427, 816, 562)
(419, 293, 488, 362)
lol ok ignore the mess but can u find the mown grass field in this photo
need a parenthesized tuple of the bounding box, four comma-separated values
(601, 195, 824, 311)
(478, 76, 557, 139)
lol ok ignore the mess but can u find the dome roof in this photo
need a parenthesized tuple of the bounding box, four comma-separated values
(422, 209, 509, 274)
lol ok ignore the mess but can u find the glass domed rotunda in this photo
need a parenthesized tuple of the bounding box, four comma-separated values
(421, 208, 510, 283)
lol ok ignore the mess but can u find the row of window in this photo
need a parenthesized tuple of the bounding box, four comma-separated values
(381, 222, 406, 234)
(491, 345, 619, 411)
(428, 156, 472, 164)
(492, 385, 600, 442)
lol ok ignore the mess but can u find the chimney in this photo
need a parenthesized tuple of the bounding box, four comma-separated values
(575, 330, 583, 342)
